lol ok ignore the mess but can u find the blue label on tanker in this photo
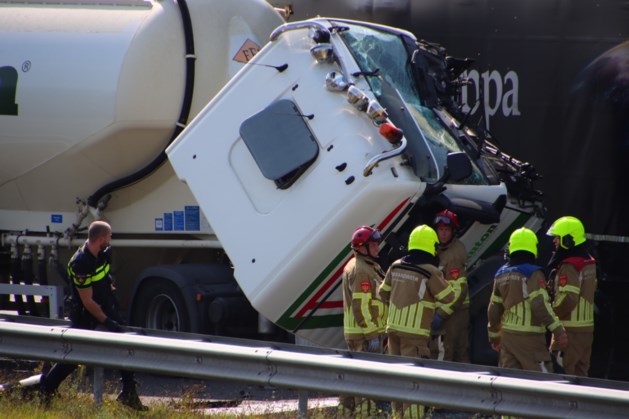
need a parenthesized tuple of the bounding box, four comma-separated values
(173, 211, 184, 231)
(155, 207, 200, 231)
(185, 206, 200, 231)
(164, 213, 173, 231)
(51, 214, 62, 223)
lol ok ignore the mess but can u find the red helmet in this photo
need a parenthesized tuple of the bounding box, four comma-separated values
(351, 226, 382, 249)
(433, 210, 459, 229)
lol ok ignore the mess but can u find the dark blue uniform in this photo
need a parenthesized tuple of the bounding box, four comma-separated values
(68, 244, 119, 328)
(40, 243, 134, 394)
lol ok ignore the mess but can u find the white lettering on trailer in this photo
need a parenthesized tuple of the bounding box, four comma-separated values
(461, 69, 520, 131)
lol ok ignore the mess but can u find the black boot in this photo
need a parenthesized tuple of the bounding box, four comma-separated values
(117, 380, 147, 411)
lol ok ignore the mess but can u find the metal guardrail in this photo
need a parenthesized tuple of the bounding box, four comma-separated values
(0, 318, 628, 418)
(0, 284, 64, 318)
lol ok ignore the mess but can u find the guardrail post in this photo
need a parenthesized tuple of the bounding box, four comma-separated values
(93, 367, 104, 405)
(295, 335, 317, 418)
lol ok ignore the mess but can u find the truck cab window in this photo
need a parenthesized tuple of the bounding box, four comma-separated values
(239, 99, 319, 189)
(337, 22, 488, 186)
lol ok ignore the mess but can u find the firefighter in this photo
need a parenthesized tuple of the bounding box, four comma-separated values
(38, 221, 147, 410)
(378, 224, 455, 418)
(431, 209, 470, 363)
(338, 225, 387, 418)
(546, 216, 597, 376)
(487, 227, 568, 372)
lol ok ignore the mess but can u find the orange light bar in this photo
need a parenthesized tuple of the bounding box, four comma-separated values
(379, 122, 404, 144)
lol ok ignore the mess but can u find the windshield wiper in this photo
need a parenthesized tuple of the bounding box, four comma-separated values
(352, 68, 380, 78)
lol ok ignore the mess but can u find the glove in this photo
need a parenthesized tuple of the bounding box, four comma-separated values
(103, 317, 123, 333)
(431, 314, 444, 332)
(366, 337, 380, 353)
(550, 329, 568, 351)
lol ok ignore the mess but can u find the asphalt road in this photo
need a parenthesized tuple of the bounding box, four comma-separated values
(99, 370, 339, 415)
(134, 372, 338, 416)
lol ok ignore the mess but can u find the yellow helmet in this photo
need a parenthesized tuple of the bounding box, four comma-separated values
(408, 225, 438, 256)
(546, 216, 586, 249)
(508, 227, 538, 257)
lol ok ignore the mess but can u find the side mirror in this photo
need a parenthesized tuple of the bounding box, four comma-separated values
(422, 152, 472, 197)
(446, 152, 473, 182)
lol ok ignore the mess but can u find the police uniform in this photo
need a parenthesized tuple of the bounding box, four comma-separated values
(550, 254, 597, 376)
(68, 243, 120, 328)
(40, 242, 135, 398)
(339, 254, 386, 417)
(434, 238, 470, 362)
(488, 262, 565, 372)
(379, 252, 454, 418)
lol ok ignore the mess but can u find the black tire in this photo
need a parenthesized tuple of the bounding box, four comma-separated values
(130, 279, 190, 332)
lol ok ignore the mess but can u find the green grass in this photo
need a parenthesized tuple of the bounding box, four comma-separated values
(0, 388, 339, 418)
(0, 365, 339, 418)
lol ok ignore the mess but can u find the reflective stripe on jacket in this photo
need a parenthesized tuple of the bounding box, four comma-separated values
(488, 263, 563, 340)
(67, 243, 111, 288)
(342, 254, 386, 339)
(436, 238, 469, 315)
(552, 257, 597, 331)
(378, 260, 454, 338)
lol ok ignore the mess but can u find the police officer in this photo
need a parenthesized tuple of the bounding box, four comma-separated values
(378, 225, 455, 417)
(546, 216, 597, 376)
(431, 210, 470, 363)
(39, 221, 146, 410)
(339, 225, 387, 417)
(487, 227, 568, 372)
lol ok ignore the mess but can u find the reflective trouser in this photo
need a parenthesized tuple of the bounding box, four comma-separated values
(339, 338, 382, 418)
(500, 331, 553, 372)
(387, 332, 429, 417)
(338, 399, 379, 418)
(442, 308, 470, 362)
(561, 330, 593, 377)
(402, 404, 424, 418)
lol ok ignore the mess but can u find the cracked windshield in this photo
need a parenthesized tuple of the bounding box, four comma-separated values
(337, 22, 487, 185)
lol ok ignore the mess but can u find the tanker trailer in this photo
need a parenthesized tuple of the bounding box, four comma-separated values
(0, 0, 288, 340)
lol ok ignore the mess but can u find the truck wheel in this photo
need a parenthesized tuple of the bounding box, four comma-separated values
(131, 279, 190, 332)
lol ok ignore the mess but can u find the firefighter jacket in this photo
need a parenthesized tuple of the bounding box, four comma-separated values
(487, 263, 564, 343)
(342, 254, 386, 340)
(378, 253, 455, 339)
(436, 238, 469, 316)
(551, 256, 597, 332)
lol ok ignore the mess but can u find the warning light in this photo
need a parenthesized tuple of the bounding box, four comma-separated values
(379, 122, 404, 144)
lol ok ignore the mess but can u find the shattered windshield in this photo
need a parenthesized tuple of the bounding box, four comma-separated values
(336, 22, 488, 185)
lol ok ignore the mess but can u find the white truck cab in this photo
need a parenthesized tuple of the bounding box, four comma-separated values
(167, 18, 544, 347)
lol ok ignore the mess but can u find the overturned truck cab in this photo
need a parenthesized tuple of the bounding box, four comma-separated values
(167, 18, 545, 357)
